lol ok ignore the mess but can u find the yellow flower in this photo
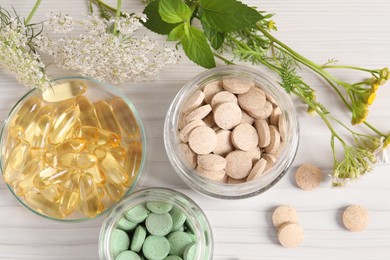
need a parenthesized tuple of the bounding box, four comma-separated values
(367, 91, 376, 105)
(268, 20, 276, 31)
(384, 135, 390, 148)
(380, 67, 389, 80)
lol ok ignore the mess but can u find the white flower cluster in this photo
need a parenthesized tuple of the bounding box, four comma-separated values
(36, 13, 180, 84)
(45, 12, 73, 33)
(0, 18, 51, 89)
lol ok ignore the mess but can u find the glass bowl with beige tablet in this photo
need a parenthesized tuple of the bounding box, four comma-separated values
(164, 65, 299, 199)
(0, 76, 146, 221)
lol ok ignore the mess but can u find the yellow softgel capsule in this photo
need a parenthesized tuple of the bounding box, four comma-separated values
(110, 97, 140, 138)
(10, 96, 41, 130)
(42, 185, 63, 202)
(49, 105, 80, 144)
(38, 104, 56, 118)
(55, 138, 87, 154)
(99, 152, 128, 184)
(3, 141, 30, 183)
(85, 165, 105, 184)
(14, 157, 45, 196)
(76, 95, 101, 128)
(104, 180, 125, 202)
(58, 171, 81, 216)
(8, 125, 24, 140)
(58, 152, 97, 169)
(2, 136, 21, 162)
(124, 141, 143, 187)
(34, 167, 72, 189)
(24, 191, 65, 218)
(76, 126, 120, 147)
(96, 183, 105, 198)
(105, 145, 127, 164)
(94, 100, 121, 135)
(31, 115, 52, 148)
(42, 80, 87, 103)
(79, 173, 103, 218)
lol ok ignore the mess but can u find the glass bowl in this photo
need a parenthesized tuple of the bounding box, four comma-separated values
(99, 188, 213, 260)
(0, 76, 146, 221)
(164, 65, 299, 199)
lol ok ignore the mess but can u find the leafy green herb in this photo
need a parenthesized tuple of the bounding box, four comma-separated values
(159, 0, 192, 24)
(203, 26, 225, 50)
(143, 0, 179, 35)
(198, 0, 262, 32)
(168, 23, 185, 41)
(181, 25, 215, 68)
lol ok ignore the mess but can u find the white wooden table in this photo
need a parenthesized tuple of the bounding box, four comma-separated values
(1, 0, 389, 259)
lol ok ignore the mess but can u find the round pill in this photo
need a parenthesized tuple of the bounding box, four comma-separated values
(203, 80, 223, 104)
(240, 110, 255, 125)
(246, 158, 267, 181)
(272, 205, 298, 228)
(295, 164, 323, 191)
(247, 101, 273, 119)
(210, 91, 238, 108)
(278, 114, 286, 141)
(231, 123, 259, 151)
(270, 106, 281, 126)
(145, 213, 173, 236)
(168, 231, 193, 256)
(125, 204, 149, 223)
(213, 130, 234, 156)
(117, 217, 138, 231)
(146, 201, 173, 214)
(179, 119, 205, 143)
(245, 147, 261, 162)
(227, 177, 246, 184)
(182, 90, 204, 114)
(264, 125, 280, 154)
(342, 205, 369, 232)
(262, 153, 277, 170)
(179, 143, 197, 169)
(188, 126, 217, 155)
(196, 166, 226, 182)
(169, 206, 187, 231)
(238, 87, 266, 112)
(183, 243, 197, 260)
(116, 251, 141, 260)
(130, 225, 147, 252)
(203, 113, 216, 127)
(185, 104, 212, 123)
(213, 102, 242, 130)
(254, 119, 270, 147)
(225, 150, 252, 179)
(165, 256, 183, 260)
(222, 78, 253, 94)
(142, 235, 170, 260)
(110, 229, 130, 258)
(265, 91, 278, 105)
(277, 222, 304, 248)
(197, 154, 226, 171)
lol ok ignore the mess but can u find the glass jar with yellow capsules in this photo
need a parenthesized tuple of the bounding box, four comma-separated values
(0, 76, 146, 221)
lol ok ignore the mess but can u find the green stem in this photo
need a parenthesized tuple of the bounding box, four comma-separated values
(213, 52, 234, 65)
(113, 0, 122, 35)
(25, 0, 42, 25)
(322, 65, 375, 73)
(92, 0, 117, 13)
(88, 0, 94, 13)
(257, 25, 386, 137)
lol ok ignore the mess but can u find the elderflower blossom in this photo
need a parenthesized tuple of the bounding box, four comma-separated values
(45, 12, 73, 33)
(36, 13, 179, 84)
(0, 16, 50, 89)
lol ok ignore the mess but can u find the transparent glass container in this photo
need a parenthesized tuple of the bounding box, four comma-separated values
(164, 65, 299, 199)
(99, 188, 213, 260)
(0, 76, 146, 221)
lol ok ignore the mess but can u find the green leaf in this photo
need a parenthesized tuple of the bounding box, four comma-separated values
(203, 26, 225, 50)
(181, 26, 216, 68)
(159, 0, 192, 24)
(142, 0, 179, 35)
(168, 23, 185, 41)
(199, 0, 262, 32)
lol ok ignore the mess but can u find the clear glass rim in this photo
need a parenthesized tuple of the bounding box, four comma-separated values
(0, 76, 147, 222)
(98, 187, 214, 260)
(164, 65, 300, 199)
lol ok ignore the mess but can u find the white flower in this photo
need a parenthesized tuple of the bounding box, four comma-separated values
(0, 17, 50, 89)
(45, 12, 73, 33)
(36, 13, 180, 84)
